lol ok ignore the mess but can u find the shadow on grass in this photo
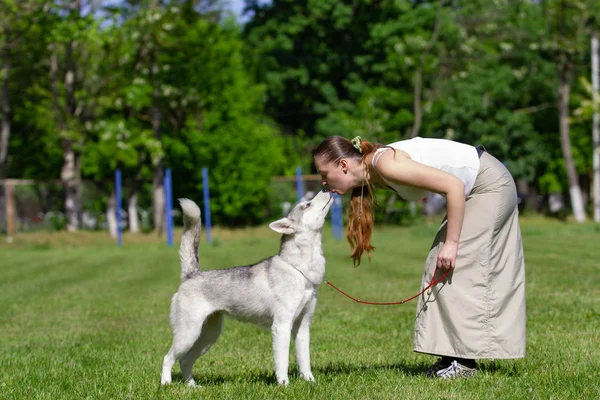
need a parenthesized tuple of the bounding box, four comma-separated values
(161, 359, 517, 388)
(314, 360, 427, 377)
(165, 361, 424, 387)
(317, 359, 520, 378)
(477, 360, 523, 376)
(169, 371, 276, 386)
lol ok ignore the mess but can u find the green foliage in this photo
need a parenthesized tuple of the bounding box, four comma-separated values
(2, 0, 61, 179)
(433, 65, 546, 181)
(245, 0, 598, 205)
(245, 1, 468, 146)
(46, 211, 68, 231)
(3, 0, 600, 226)
(184, 118, 288, 224)
(159, 17, 292, 224)
(573, 76, 600, 123)
(244, 0, 412, 142)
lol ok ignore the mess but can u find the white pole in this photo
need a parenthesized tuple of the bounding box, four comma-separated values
(592, 31, 600, 222)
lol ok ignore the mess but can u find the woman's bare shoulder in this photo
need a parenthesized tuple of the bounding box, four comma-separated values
(366, 147, 410, 166)
(370, 148, 410, 170)
(366, 148, 411, 184)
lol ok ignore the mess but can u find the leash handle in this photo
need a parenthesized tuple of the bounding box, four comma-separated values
(325, 267, 452, 306)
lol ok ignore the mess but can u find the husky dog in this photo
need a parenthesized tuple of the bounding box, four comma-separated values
(161, 190, 333, 386)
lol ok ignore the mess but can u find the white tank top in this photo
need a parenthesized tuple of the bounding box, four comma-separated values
(372, 137, 480, 201)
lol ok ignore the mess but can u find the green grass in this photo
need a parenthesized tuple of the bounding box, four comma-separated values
(1, 218, 599, 399)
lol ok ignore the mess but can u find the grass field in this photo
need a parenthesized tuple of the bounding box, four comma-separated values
(1, 217, 599, 399)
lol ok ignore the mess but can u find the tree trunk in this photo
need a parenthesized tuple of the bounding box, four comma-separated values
(408, 0, 443, 139)
(0, 30, 10, 229)
(53, 0, 83, 232)
(61, 143, 81, 232)
(5, 182, 15, 239)
(408, 65, 423, 139)
(557, 66, 586, 222)
(151, 82, 164, 235)
(153, 163, 164, 235)
(1, 31, 10, 182)
(128, 152, 145, 234)
(54, 42, 81, 232)
(128, 193, 139, 233)
(107, 189, 117, 238)
(591, 31, 600, 222)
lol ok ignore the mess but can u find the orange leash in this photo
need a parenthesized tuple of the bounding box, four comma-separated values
(325, 267, 453, 306)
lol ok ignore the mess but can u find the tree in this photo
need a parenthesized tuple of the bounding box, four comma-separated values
(105, 0, 225, 234)
(91, 2, 289, 227)
(244, 0, 393, 139)
(244, 0, 464, 150)
(99, 0, 171, 234)
(572, 32, 600, 222)
(48, 0, 112, 231)
(429, 1, 553, 184)
(0, 0, 49, 226)
(536, 0, 600, 222)
(172, 17, 291, 224)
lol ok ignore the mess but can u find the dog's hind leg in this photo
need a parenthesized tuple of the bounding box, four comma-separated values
(161, 312, 209, 385)
(179, 312, 224, 386)
(293, 297, 317, 382)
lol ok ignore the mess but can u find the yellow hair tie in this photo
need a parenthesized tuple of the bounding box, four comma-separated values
(351, 136, 362, 153)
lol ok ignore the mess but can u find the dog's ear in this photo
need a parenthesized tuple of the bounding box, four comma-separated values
(269, 218, 296, 235)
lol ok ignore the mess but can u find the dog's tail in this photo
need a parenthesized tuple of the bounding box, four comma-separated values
(178, 198, 202, 281)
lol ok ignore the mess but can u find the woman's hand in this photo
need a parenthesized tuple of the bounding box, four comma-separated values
(437, 240, 458, 270)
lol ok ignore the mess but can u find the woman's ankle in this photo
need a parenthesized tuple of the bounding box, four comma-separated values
(455, 358, 477, 368)
(440, 356, 477, 369)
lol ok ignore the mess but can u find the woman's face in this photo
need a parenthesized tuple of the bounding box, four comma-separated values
(314, 156, 354, 195)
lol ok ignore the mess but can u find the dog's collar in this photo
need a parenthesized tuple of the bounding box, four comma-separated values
(282, 257, 321, 286)
(293, 266, 316, 286)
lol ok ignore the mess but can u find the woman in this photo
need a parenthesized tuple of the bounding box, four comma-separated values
(313, 136, 526, 379)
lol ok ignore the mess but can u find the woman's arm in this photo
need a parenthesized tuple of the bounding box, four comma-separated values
(373, 151, 465, 269)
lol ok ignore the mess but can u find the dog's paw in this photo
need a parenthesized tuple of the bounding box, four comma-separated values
(300, 372, 315, 382)
(277, 377, 290, 386)
(185, 378, 196, 387)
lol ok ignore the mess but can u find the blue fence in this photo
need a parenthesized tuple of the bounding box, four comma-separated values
(202, 167, 212, 245)
(164, 168, 174, 246)
(115, 166, 342, 246)
(331, 193, 343, 240)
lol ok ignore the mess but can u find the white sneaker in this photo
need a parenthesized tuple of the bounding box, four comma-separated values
(436, 360, 477, 379)
(424, 358, 451, 377)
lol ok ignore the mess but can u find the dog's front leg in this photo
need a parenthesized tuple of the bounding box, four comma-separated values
(294, 297, 316, 382)
(271, 319, 292, 385)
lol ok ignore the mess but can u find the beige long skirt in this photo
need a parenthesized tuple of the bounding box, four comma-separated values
(413, 152, 526, 359)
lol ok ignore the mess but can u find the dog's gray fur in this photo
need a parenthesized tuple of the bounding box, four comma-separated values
(161, 190, 333, 386)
